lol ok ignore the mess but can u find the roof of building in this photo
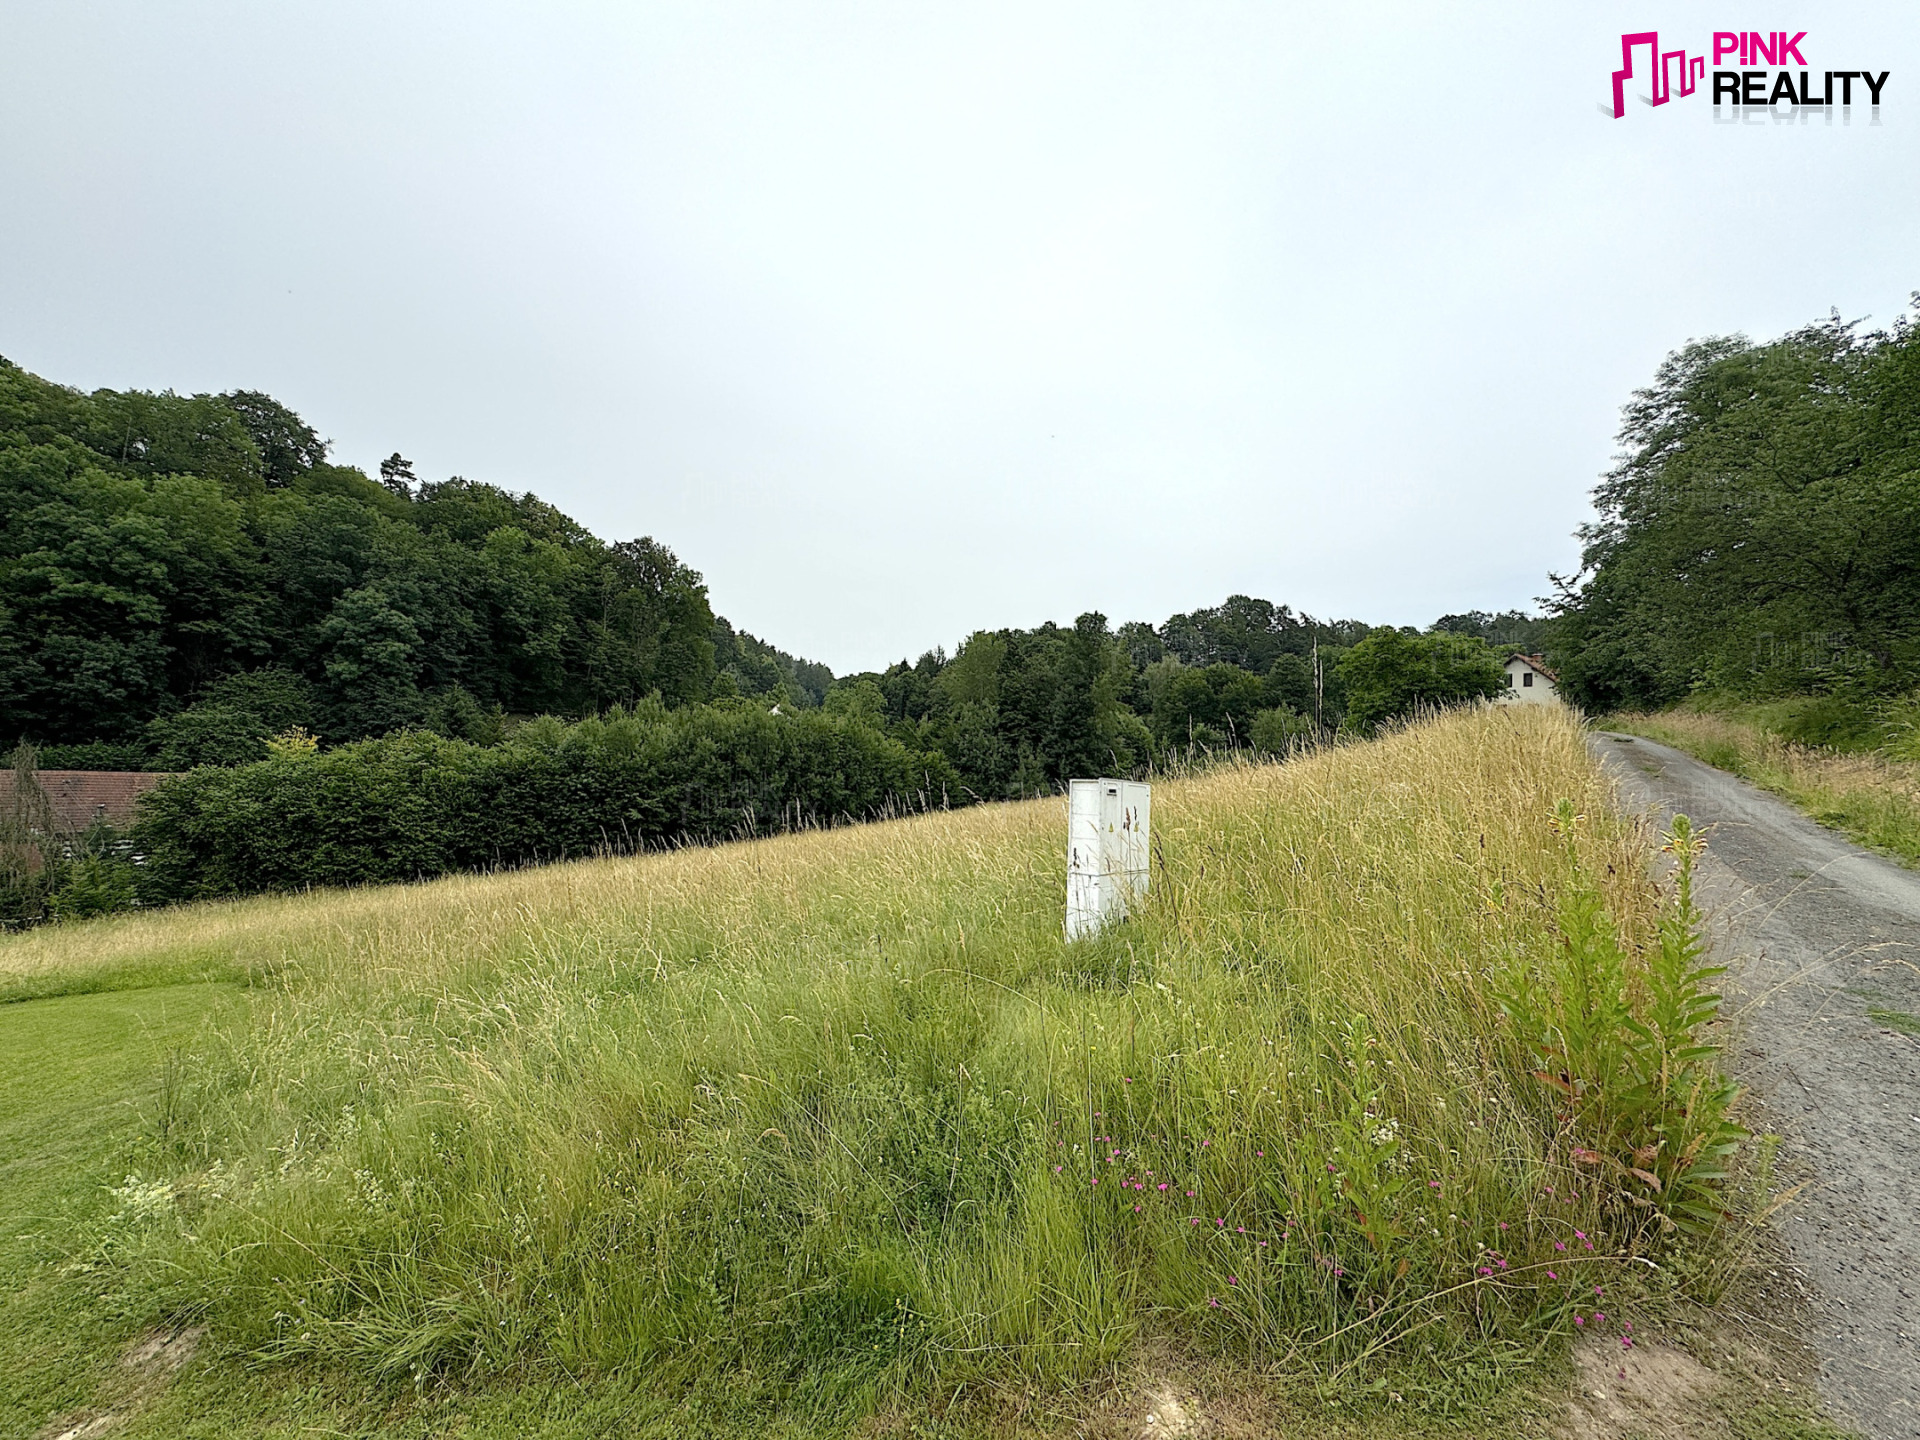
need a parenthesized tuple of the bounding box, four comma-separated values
(0, 770, 174, 832)
(1504, 652, 1559, 683)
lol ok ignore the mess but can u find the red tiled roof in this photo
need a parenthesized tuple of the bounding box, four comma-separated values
(0, 770, 175, 832)
(1506, 653, 1560, 683)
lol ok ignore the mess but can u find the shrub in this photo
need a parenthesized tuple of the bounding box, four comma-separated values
(1248, 704, 1314, 753)
(47, 854, 137, 921)
(1338, 629, 1506, 732)
(1769, 694, 1885, 752)
(31, 741, 153, 771)
(130, 704, 960, 904)
(146, 705, 274, 769)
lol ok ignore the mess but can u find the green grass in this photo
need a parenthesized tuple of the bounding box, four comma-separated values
(0, 708, 1856, 1438)
(0, 982, 243, 1435)
(1866, 1007, 1920, 1037)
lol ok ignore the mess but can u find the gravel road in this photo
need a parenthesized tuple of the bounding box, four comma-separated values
(1595, 733, 1920, 1438)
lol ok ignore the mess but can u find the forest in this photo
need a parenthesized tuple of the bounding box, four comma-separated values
(0, 355, 1521, 793)
(0, 358, 824, 766)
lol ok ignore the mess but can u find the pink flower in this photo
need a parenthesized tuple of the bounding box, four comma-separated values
(1554, 1242, 1566, 1252)
(1227, 1276, 1238, 1285)
(1158, 1183, 1169, 1191)
(1574, 1315, 1585, 1327)
(1547, 1271, 1558, 1280)
(1208, 1297, 1220, 1308)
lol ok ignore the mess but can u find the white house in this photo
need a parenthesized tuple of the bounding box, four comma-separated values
(1500, 653, 1560, 705)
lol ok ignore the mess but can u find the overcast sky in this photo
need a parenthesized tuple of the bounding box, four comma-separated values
(3, 3, 1913, 674)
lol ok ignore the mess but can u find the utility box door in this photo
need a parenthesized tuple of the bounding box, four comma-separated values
(1066, 779, 1106, 940)
(1117, 780, 1150, 902)
(1066, 777, 1151, 940)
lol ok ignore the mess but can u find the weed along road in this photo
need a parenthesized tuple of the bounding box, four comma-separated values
(1596, 732, 1920, 1438)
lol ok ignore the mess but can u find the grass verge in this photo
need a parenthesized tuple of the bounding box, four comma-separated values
(1603, 709, 1920, 867)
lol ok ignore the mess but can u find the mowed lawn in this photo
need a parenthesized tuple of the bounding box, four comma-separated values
(0, 982, 244, 1434)
(0, 706, 1802, 1439)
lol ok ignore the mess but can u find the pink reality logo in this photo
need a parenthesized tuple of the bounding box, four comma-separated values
(1609, 30, 1888, 116)
(1609, 31, 1708, 117)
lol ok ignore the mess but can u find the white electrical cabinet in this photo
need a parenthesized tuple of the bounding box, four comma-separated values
(1065, 778, 1151, 940)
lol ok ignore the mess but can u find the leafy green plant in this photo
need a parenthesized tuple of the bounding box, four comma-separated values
(1624, 814, 1746, 1228)
(1323, 1015, 1411, 1269)
(1497, 805, 1745, 1234)
(1770, 693, 1886, 751)
(47, 854, 137, 922)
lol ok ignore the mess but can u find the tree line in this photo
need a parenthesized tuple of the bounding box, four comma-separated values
(0, 357, 822, 767)
(1, 354, 1523, 921)
(1550, 302, 1920, 709)
(815, 596, 1514, 800)
(1, 352, 1521, 785)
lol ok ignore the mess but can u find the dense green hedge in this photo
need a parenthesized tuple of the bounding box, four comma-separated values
(130, 704, 959, 904)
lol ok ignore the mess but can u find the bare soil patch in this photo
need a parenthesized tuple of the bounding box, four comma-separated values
(1559, 1338, 1719, 1439)
(35, 1325, 204, 1440)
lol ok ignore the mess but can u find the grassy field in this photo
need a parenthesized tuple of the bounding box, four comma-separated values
(0, 983, 246, 1432)
(0, 706, 1846, 1438)
(1604, 706, 1920, 868)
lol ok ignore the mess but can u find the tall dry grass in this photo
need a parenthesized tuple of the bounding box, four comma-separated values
(14, 706, 1714, 1419)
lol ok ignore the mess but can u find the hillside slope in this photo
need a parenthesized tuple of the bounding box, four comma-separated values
(0, 707, 1773, 1437)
